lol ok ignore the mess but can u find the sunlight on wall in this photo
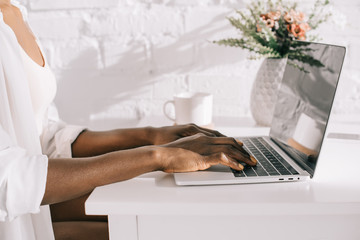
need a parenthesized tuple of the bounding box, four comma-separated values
(19, 0, 360, 129)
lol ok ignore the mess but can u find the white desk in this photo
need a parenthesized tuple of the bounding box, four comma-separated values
(85, 122, 360, 240)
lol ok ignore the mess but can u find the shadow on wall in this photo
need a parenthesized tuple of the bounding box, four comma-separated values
(55, 11, 247, 129)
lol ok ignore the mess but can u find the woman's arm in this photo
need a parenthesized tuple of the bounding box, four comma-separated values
(43, 146, 160, 205)
(71, 128, 155, 157)
(43, 134, 255, 205)
(71, 124, 226, 157)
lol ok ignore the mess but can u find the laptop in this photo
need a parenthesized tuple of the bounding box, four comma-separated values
(174, 41, 346, 186)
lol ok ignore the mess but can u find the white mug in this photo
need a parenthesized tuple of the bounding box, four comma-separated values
(163, 92, 213, 126)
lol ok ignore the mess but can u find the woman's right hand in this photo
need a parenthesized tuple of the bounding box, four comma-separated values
(158, 133, 257, 173)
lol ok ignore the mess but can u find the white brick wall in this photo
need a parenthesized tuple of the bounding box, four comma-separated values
(19, 0, 360, 129)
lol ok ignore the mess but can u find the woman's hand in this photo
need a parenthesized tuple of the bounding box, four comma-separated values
(159, 133, 257, 173)
(151, 124, 226, 145)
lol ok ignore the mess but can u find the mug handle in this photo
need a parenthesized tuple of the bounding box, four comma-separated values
(163, 100, 176, 122)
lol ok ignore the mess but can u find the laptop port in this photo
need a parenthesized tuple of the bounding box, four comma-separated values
(288, 178, 294, 180)
(279, 178, 284, 181)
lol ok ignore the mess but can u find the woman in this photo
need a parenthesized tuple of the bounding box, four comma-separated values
(0, 1, 256, 239)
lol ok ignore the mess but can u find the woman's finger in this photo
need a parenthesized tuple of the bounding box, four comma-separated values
(185, 124, 227, 137)
(203, 153, 244, 171)
(225, 145, 257, 166)
(236, 140, 244, 146)
(204, 144, 256, 166)
(187, 135, 256, 166)
(203, 136, 251, 157)
(195, 125, 226, 137)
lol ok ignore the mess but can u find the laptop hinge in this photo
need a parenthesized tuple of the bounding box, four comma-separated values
(270, 138, 315, 177)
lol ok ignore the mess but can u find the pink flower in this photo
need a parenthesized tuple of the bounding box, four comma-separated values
(295, 11, 305, 22)
(266, 18, 275, 28)
(287, 23, 310, 40)
(284, 12, 293, 23)
(290, 9, 305, 23)
(299, 22, 311, 32)
(268, 11, 281, 21)
(285, 10, 306, 24)
(256, 24, 262, 32)
(259, 11, 280, 30)
(287, 24, 299, 37)
(260, 14, 267, 20)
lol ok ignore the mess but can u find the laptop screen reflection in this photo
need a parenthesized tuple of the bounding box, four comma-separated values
(269, 42, 346, 175)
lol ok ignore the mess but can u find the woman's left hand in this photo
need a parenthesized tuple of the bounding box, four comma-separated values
(151, 124, 226, 145)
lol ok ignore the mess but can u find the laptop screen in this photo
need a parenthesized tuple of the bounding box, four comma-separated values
(269, 42, 346, 177)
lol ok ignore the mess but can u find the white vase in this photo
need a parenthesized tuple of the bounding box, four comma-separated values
(250, 58, 287, 126)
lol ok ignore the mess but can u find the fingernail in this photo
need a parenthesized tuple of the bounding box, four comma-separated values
(236, 140, 243, 146)
(238, 164, 244, 170)
(250, 155, 257, 164)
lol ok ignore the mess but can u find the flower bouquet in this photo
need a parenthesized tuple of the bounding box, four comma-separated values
(215, 0, 333, 71)
(214, 0, 335, 126)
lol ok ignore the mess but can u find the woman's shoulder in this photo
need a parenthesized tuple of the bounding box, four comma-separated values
(10, 0, 28, 20)
(0, 1, 28, 24)
(0, 6, 22, 56)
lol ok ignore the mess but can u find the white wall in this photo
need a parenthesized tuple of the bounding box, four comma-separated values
(19, 0, 360, 129)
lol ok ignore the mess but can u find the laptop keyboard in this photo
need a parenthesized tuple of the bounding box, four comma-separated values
(232, 137, 299, 177)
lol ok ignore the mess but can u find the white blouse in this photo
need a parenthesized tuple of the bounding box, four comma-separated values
(0, 1, 85, 240)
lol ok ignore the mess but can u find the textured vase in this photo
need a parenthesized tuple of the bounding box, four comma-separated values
(250, 58, 287, 126)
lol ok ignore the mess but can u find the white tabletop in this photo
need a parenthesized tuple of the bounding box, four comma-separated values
(84, 117, 360, 240)
(85, 125, 360, 217)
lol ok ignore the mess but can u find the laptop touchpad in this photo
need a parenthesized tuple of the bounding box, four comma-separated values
(206, 164, 232, 172)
